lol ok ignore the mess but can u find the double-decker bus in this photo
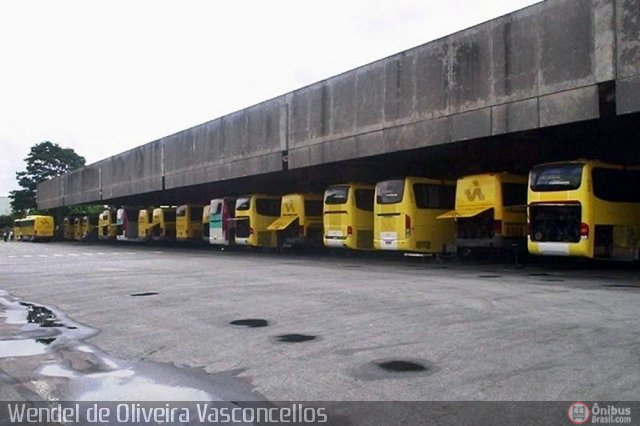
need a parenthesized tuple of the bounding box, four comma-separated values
(528, 160, 640, 260)
(374, 177, 455, 254)
(234, 195, 281, 248)
(323, 183, 375, 250)
(438, 173, 528, 254)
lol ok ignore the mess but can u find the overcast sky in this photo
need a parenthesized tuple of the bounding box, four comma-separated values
(0, 0, 540, 196)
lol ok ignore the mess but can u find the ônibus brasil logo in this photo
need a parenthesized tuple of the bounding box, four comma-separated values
(568, 402, 591, 424)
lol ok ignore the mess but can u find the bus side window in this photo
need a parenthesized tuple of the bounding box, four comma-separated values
(414, 184, 454, 209)
(257, 199, 281, 216)
(593, 168, 640, 202)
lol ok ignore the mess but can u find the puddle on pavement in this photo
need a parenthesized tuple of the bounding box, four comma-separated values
(0, 339, 49, 357)
(230, 319, 269, 328)
(130, 292, 159, 297)
(377, 360, 426, 372)
(0, 292, 265, 403)
(352, 358, 438, 381)
(21, 302, 64, 327)
(275, 334, 317, 343)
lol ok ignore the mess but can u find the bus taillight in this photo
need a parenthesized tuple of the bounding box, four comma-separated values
(405, 214, 411, 237)
(347, 225, 353, 236)
(249, 227, 254, 236)
(299, 225, 305, 236)
(580, 223, 589, 239)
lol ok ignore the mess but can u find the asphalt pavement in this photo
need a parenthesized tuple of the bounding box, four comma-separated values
(1, 241, 639, 404)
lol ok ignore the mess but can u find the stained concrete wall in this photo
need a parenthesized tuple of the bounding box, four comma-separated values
(287, 0, 615, 168)
(163, 96, 286, 189)
(37, 0, 640, 210)
(63, 166, 101, 206)
(100, 141, 164, 200)
(617, 0, 640, 115)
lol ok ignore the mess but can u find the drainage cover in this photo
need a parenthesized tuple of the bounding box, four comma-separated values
(130, 292, 159, 297)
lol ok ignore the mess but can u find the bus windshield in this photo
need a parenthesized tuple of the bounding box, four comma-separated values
(530, 164, 583, 191)
(236, 198, 251, 211)
(325, 186, 349, 205)
(376, 180, 404, 204)
(176, 206, 187, 217)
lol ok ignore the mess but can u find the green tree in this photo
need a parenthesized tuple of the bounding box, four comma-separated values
(10, 141, 85, 215)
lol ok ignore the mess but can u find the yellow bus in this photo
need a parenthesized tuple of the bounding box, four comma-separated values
(438, 173, 528, 253)
(176, 204, 204, 242)
(63, 216, 76, 240)
(268, 193, 323, 248)
(138, 208, 154, 241)
(17, 215, 55, 242)
(151, 207, 176, 242)
(98, 209, 118, 240)
(13, 219, 22, 241)
(374, 177, 456, 254)
(234, 195, 281, 248)
(209, 198, 236, 246)
(73, 217, 82, 241)
(528, 160, 640, 260)
(81, 215, 98, 241)
(323, 183, 375, 250)
(201, 205, 211, 243)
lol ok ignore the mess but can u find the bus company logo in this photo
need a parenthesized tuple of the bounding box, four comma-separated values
(568, 402, 591, 424)
(465, 180, 485, 202)
(284, 201, 296, 213)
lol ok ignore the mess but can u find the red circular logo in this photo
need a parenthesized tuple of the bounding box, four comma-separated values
(567, 402, 591, 424)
